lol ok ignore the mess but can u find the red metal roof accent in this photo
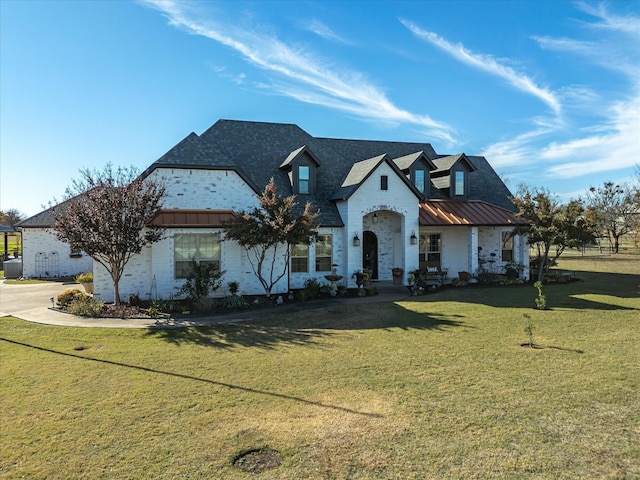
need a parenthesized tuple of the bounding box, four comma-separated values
(150, 210, 236, 227)
(419, 200, 528, 226)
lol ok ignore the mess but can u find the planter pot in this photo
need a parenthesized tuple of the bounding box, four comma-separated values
(458, 271, 470, 283)
(392, 268, 403, 285)
(81, 282, 93, 294)
(506, 267, 519, 280)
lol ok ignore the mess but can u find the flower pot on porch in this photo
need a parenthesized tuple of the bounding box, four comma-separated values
(392, 268, 403, 285)
(458, 271, 469, 283)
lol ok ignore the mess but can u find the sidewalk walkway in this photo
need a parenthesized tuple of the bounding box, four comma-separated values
(0, 280, 413, 329)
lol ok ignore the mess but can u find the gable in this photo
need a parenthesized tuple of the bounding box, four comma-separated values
(331, 154, 423, 201)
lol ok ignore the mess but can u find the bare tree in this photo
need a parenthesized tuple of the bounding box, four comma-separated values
(0, 209, 25, 226)
(586, 181, 640, 253)
(53, 164, 165, 305)
(222, 178, 319, 297)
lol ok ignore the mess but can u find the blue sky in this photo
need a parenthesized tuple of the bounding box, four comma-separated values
(1, 0, 638, 217)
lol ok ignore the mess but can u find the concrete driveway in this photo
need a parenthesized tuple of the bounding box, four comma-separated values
(0, 280, 71, 319)
(0, 280, 163, 328)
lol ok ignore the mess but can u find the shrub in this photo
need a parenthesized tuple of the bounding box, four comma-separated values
(228, 281, 240, 295)
(302, 278, 323, 300)
(177, 261, 225, 300)
(75, 272, 93, 283)
(56, 289, 86, 309)
(67, 295, 104, 317)
(217, 295, 249, 311)
(534, 281, 547, 310)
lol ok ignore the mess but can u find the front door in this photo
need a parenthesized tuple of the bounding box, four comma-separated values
(363, 231, 378, 279)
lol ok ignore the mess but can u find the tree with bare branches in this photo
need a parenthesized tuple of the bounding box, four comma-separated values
(53, 164, 165, 305)
(586, 181, 640, 253)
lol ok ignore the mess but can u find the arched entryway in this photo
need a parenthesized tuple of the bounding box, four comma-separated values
(363, 230, 378, 279)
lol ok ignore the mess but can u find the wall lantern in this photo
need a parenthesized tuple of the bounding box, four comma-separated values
(372, 213, 378, 223)
(353, 233, 360, 247)
(410, 231, 418, 245)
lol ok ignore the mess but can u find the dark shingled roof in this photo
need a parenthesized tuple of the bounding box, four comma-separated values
(23, 120, 515, 228)
(144, 120, 516, 225)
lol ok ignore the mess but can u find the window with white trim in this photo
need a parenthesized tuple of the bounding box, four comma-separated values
(291, 243, 309, 273)
(501, 231, 514, 262)
(174, 233, 221, 279)
(315, 234, 332, 272)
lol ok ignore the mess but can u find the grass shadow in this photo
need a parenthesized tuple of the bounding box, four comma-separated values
(430, 270, 639, 311)
(145, 302, 467, 348)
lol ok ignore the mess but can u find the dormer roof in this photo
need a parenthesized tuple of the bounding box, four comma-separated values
(432, 153, 477, 175)
(392, 151, 437, 171)
(279, 145, 321, 169)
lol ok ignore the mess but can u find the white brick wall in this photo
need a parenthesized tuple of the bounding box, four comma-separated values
(338, 162, 420, 287)
(21, 228, 92, 278)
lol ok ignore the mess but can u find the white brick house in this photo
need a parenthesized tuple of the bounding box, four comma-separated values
(19, 120, 528, 302)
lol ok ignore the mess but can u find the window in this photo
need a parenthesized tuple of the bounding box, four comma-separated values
(415, 169, 425, 192)
(419, 233, 441, 265)
(174, 234, 221, 278)
(501, 231, 514, 262)
(381, 175, 388, 191)
(298, 165, 310, 194)
(291, 243, 309, 273)
(315, 234, 332, 272)
(454, 171, 465, 196)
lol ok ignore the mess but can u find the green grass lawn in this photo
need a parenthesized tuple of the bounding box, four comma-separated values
(1, 255, 639, 479)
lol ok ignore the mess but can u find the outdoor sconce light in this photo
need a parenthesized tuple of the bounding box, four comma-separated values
(353, 233, 360, 246)
(410, 231, 418, 245)
(372, 213, 378, 223)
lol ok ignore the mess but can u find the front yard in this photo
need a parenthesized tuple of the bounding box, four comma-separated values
(1, 255, 638, 479)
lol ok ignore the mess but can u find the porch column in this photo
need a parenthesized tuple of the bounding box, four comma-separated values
(468, 226, 479, 274)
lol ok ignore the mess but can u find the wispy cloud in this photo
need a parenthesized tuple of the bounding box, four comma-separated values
(482, 3, 639, 186)
(576, 1, 640, 35)
(140, 0, 456, 144)
(305, 18, 353, 45)
(400, 19, 562, 116)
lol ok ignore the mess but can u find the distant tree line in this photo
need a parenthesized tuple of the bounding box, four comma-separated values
(512, 167, 640, 282)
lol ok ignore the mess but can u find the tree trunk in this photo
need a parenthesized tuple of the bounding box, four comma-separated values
(111, 272, 122, 305)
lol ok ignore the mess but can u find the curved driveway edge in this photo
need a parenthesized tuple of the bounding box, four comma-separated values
(0, 280, 412, 329)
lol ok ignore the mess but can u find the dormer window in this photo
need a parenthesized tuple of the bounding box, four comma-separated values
(415, 169, 425, 192)
(454, 171, 465, 196)
(299, 165, 310, 194)
(280, 145, 320, 195)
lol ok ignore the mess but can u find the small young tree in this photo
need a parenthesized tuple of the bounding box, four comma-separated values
(586, 181, 640, 253)
(511, 185, 595, 282)
(223, 178, 319, 297)
(53, 164, 165, 305)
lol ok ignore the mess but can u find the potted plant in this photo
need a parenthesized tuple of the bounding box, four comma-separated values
(505, 261, 525, 280)
(76, 272, 93, 294)
(362, 270, 372, 288)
